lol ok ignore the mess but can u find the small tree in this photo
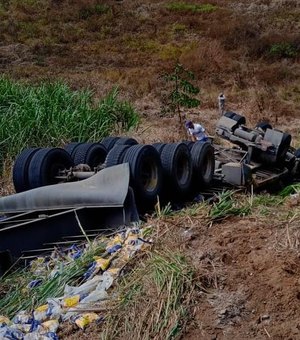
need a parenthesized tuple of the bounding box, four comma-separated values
(160, 63, 201, 123)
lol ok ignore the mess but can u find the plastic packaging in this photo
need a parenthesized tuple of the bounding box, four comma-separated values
(0, 316, 11, 327)
(72, 312, 99, 329)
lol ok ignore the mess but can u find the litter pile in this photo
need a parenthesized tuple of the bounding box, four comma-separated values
(0, 226, 152, 339)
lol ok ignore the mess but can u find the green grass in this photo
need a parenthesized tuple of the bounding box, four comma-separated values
(209, 190, 251, 222)
(79, 4, 111, 20)
(269, 43, 298, 59)
(0, 77, 139, 162)
(0, 242, 106, 318)
(102, 250, 196, 339)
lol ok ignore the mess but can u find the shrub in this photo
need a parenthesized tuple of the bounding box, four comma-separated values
(268, 43, 298, 59)
(79, 4, 110, 20)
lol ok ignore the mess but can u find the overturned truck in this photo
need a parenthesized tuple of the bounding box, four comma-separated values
(0, 114, 299, 272)
(214, 113, 300, 188)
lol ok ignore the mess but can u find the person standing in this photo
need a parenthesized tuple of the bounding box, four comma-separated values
(218, 93, 226, 116)
(185, 120, 207, 142)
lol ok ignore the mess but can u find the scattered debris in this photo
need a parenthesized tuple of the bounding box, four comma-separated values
(0, 226, 152, 339)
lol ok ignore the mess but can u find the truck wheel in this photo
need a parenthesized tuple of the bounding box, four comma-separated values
(105, 145, 131, 167)
(277, 133, 292, 163)
(64, 142, 84, 157)
(28, 148, 74, 189)
(160, 143, 192, 196)
(232, 114, 246, 125)
(13, 147, 41, 193)
(182, 141, 195, 150)
(122, 144, 162, 204)
(190, 141, 215, 188)
(152, 143, 167, 154)
(73, 143, 107, 169)
(115, 137, 138, 146)
(256, 122, 273, 132)
(100, 137, 120, 151)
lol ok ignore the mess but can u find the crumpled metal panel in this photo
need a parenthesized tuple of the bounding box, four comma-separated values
(0, 163, 131, 212)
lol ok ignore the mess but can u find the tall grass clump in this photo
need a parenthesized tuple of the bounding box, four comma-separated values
(209, 190, 251, 222)
(0, 77, 139, 161)
(103, 251, 196, 339)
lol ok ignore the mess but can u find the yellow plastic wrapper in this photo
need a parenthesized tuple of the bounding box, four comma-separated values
(0, 315, 11, 326)
(110, 234, 124, 246)
(94, 257, 111, 271)
(125, 235, 138, 246)
(42, 319, 59, 333)
(74, 312, 99, 329)
(33, 304, 49, 322)
(63, 295, 80, 308)
(107, 267, 120, 277)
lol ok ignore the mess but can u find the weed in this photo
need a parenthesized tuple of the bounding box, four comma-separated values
(79, 4, 110, 20)
(209, 191, 251, 222)
(0, 78, 139, 161)
(102, 250, 197, 339)
(268, 43, 298, 59)
(160, 63, 201, 122)
(166, 2, 218, 13)
(279, 183, 300, 197)
(0, 241, 106, 318)
(171, 23, 186, 34)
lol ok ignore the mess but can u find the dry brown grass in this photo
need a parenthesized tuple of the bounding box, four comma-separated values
(0, 0, 298, 124)
(99, 204, 216, 340)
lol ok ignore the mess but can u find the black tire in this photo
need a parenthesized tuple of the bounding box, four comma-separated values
(152, 143, 167, 154)
(255, 122, 273, 132)
(181, 141, 195, 150)
(122, 144, 162, 204)
(13, 147, 41, 193)
(28, 148, 74, 189)
(277, 133, 292, 163)
(160, 143, 192, 196)
(294, 149, 300, 158)
(224, 111, 236, 119)
(64, 142, 84, 158)
(232, 113, 246, 125)
(100, 137, 120, 151)
(190, 141, 215, 188)
(105, 145, 131, 167)
(115, 137, 138, 146)
(72, 143, 107, 168)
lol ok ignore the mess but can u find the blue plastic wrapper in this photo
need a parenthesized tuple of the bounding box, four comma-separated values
(29, 319, 41, 332)
(67, 244, 82, 260)
(106, 244, 122, 254)
(43, 332, 59, 340)
(28, 279, 43, 289)
(83, 261, 96, 280)
(12, 311, 33, 325)
(0, 326, 24, 339)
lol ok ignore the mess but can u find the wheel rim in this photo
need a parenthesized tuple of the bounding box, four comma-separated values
(140, 156, 158, 193)
(176, 153, 190, 186)
(201, 152, 212, 180)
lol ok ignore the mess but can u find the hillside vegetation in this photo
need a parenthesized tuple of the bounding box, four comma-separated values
(0, 0, 299, 123)
(0, 1, 300, 339)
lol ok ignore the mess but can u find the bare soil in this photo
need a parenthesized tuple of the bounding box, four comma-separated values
(184, 214, 300, 340)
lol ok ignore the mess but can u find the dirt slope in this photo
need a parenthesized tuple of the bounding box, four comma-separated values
(184, 214, 300, 340)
